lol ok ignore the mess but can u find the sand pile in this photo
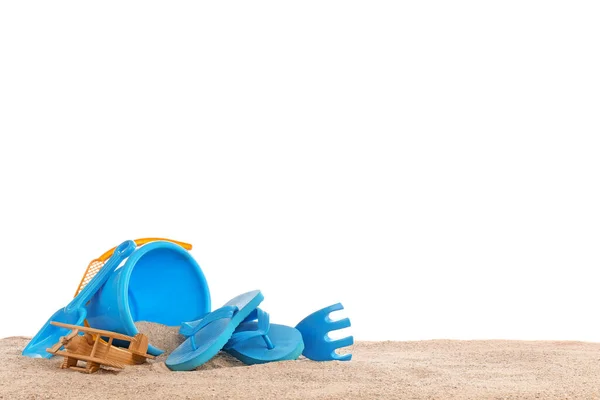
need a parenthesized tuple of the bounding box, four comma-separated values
(134, 321, 243, 370)
(3, 337, 600, 399)
(135, 321, 184, 356)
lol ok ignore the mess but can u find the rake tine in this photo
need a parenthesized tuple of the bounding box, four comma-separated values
(328, 335, 354, 349)
(295, 302, 353, 362)
(331, 352, 352, 362)
(317, 303, 344, 319)
(325, 317, 351, 332)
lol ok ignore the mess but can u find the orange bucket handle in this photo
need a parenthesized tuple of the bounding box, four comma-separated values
(74, 238, 193, 298)
(97, 238, 192, 262)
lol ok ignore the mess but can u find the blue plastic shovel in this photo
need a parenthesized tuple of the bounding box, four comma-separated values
(22, 240, 135, 358)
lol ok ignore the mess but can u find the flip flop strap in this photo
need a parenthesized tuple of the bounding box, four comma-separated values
(225, 308, 274, 350)
(242, 309, 258, 323)
(180, 305, 239, 337)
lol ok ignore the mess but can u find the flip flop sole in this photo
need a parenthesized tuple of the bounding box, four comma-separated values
(225, 322, 304, 365)
(166, 290, 263, 371)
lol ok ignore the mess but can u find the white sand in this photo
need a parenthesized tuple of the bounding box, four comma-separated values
(2, 336, 600, 399)
(134, 321, 244, 369)
(135, 321, 185, 356)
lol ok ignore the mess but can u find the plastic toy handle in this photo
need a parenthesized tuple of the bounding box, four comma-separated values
(67, 240, 136, 311)
(98, 238, 193, 262)
(113, 240, 135, 259)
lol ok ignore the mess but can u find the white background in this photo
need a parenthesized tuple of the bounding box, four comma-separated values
(1, 1, 599, 342)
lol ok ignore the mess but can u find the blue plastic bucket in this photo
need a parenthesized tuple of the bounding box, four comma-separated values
(86, 241, 210, 355)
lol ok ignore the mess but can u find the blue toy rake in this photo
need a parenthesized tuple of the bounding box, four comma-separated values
(295, 302, 353, 361)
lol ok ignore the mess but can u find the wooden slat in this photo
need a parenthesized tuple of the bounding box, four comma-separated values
(130, 350, 155, 359)
(53, 350, 125, 369)
(90, 335, 101, 358)
(49, 322, 135, 342)
(47, 341, 63, 354)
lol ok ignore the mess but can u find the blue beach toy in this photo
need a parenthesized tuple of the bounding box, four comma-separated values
(166, 290, 264, 371)
(295, 302, 354, 361)
(22, 240, 136, 358)
(86, 241, 210, 356)
(224, 308, 304, 365)
(22, 234, 354, 369)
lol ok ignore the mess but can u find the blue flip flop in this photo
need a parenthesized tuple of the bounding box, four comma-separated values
(223, 308, 304, 365)
(166, 290, 263, 371)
